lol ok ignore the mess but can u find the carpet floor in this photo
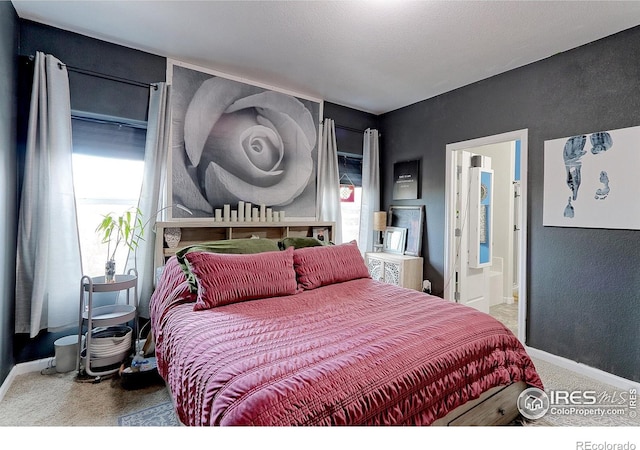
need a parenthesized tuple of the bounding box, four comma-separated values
(0, 368, 172, 426)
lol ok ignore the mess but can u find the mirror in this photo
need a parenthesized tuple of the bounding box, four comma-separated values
(383, 226, 407, 254)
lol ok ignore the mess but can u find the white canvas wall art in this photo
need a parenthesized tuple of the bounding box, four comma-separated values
(167, 60, 322, 219)
(543, 125, 640, 229)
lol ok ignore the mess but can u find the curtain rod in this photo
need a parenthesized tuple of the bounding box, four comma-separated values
(22, 54, 156, 90)
(58, 62, 158, 90)
(335, 124, 365, 134)
(334, 123, 382, 137)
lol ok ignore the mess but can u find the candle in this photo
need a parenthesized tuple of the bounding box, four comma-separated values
(252, 207, 259, 222)
(279, 210, 285, 221)
(245, 202, 252, 222)
(260, 204, 266, 222)
(272, 211, 279, 222)
(223, 204, 230, 222)
(231, 210, 238, 222)
(266, 208, 273, 222)
(238, 201, 245, 222)
(215, 209, 222, 221)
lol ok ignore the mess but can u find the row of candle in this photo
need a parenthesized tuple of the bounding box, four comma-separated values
(213, 201, 286, 223)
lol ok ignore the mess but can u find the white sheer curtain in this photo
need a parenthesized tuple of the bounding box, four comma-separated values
(126, 82, 171, 318)
(358, 128, 380, 254)
(15, 52, 82, 337)
(317, 118, 342, 244)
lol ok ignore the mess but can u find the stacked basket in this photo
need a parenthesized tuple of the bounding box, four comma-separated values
(81, 325, 132, 370)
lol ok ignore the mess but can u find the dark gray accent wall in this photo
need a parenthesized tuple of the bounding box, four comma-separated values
(0, 1, 19, 386)
(380, 27, 640, 382)
(19, 20, 166, 122)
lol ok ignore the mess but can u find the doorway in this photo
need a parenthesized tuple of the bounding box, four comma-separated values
(444, 129, 528, 344)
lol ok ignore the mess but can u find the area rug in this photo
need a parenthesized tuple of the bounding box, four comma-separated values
(116, 402, 548, 427)
(118, 401, 180, 426)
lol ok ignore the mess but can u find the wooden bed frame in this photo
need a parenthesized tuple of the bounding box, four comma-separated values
(154, 219, 336, 273)
(431, 381, 526, 426)
(151, 219, 529, 426)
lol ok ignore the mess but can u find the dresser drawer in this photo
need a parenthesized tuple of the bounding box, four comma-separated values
(365, 252, 423, 291)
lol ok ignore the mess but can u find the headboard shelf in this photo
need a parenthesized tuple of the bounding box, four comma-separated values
(154, 220, 335, 270)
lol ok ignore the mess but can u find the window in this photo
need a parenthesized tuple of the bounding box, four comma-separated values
(71, 114, 146, 277)
(338, 154, 363, 244)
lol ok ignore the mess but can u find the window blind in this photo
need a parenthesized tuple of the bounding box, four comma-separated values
(338, 154, 362, 187)
(71, 115, 147, 161)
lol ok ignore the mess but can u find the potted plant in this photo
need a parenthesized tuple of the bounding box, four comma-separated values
(95, 207, 144, 282)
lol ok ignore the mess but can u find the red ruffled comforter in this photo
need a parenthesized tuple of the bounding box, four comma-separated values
(150, 257, 542, 426)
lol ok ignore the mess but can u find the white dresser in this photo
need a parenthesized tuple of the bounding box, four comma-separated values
(365, 252, 423, 291)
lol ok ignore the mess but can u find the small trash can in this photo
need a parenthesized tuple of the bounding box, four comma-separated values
(54, 335, 83, 373)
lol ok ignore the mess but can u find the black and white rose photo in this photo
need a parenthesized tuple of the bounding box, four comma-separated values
(169, 63, 320, 219)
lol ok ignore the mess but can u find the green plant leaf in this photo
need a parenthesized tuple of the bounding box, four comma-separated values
(95, 206, 146, 261)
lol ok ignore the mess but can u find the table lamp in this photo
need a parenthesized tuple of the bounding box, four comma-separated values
(373, 211, 387, 252)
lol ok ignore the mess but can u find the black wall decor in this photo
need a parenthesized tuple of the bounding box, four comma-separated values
(392, 159, 420, 200)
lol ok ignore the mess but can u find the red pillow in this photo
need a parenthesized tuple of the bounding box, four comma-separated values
(186, 247, 297, 310)
(293, 241, 370, 290)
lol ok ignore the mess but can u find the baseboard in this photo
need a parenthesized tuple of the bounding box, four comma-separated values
(0, 357, 55, 404)
(526, 346, 640, 391)
(489, 297, 515, 306)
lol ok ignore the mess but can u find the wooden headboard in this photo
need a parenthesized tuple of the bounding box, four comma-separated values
(154, 219, 335, 271)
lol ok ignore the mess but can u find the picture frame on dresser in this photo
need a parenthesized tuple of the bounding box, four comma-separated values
(383, 227, 407, 254)
(387, 205, 425, 256)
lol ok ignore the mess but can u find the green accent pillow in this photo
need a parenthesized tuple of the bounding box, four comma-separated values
(175, 238, 281, 293)
(279, 236, 325, 249)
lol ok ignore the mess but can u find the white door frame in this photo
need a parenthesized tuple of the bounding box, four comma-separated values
(444, 129, 528, 344)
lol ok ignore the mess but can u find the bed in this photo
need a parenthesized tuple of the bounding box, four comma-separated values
(149, 234, 543, 426)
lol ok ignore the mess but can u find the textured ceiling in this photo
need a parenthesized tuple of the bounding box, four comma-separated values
(11, 1, 640, 114)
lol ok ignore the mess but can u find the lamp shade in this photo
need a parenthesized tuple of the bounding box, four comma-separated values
(373, 211, 387, 231)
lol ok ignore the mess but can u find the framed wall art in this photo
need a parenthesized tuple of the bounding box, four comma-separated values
(166, 60, 323, 220)
(543, 125, 640, 230)
(387, 205, 425, 256)
(393, 159, 420, 200)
